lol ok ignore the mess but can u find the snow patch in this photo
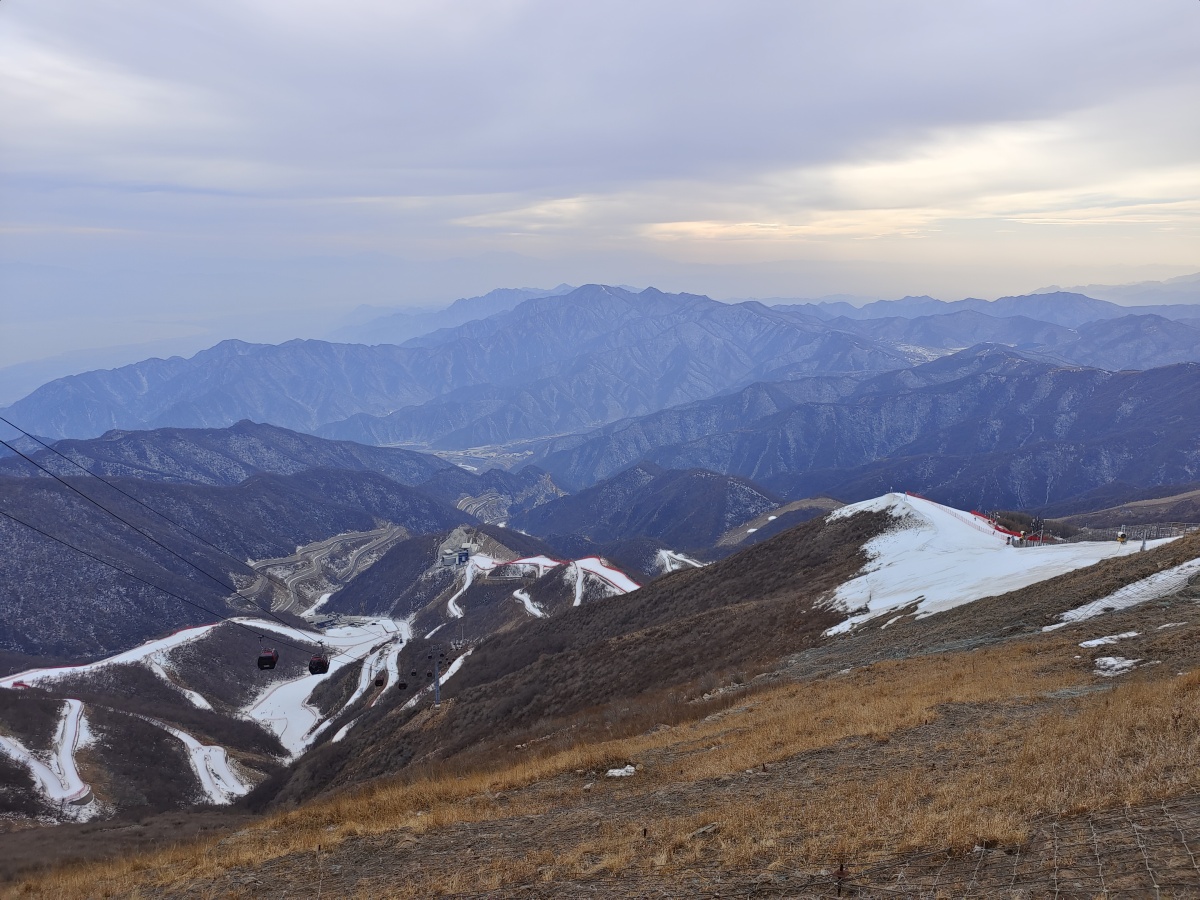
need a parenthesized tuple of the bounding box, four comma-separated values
(656, 550, 705, 574)
(147, 654, 212, 710)
(0, 699, 94, 816)
(1079, 632, 1139, 648)
(401, 649, 474, 711)
(1045, 557, 1200, 631)
(0, 624, 219, 689)
(303, 591, 335, 619)
(606, 765, 636, 777)
(513, 588, 546, 618)
(1094, 656, 1140, 677)
(446, 554, 498, 618)
(824, 493, 1172, 636)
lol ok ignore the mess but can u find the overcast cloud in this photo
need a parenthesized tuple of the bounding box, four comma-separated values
(2, 0, 1199, 368)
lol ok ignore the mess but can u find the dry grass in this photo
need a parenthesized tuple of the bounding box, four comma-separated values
(10, 628, 1200, 898)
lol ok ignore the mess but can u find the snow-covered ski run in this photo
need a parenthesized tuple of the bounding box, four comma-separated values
(0, 698, 95, 816)
(824, 492, 1187, 635)
(512, 588, 546, 618)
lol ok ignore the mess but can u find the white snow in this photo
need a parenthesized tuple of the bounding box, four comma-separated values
(243, 617, 408, 758)
(569, 561, 585, 607)
(331, 718, 359, 743)
(1044, 557, 1200, 631)
(1079, 632, 1139, 648)
(1094, 656, 1140, 677)
(823, 493, 1172, 636)
(0, 624, 219, 689)
(512, 588, 546, 618)
(563, 557, 639, 606)
(656, 550, 705, 574)
(0, 699, 92, 808)
(401, 648, 474, 710)
(147, 654, 213, 710)
(1158, 622, 1187, 630)
(499, 556, 564, 577)
(606, 765, 636, 777)
(425, 623, 445, 639)
(147, 719, 250, 804)
(446, 554, 498, 618)
(302, 591, 335, 619)
(574, 557, 640, 593)
(746, 527, 758, 534)
(767, 516, 778, 521)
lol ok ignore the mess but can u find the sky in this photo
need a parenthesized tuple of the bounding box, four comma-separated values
(2, 0, 1199, 373)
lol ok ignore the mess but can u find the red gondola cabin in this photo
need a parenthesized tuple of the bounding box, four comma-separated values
(309, 654, 330, 675)
(257, 649, 279, 670)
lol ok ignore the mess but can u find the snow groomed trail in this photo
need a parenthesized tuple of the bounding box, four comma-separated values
(0, 623, 220, 689)
(243, 616, 409, 757)
(512, 588, 546, 618)
(146, 718, 250, 804)
(825, 492, 1177, 635)
(446, 555, 498, 618)
(0, 698, 93, 814)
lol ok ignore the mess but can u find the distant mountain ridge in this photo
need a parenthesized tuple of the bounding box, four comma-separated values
(0, 420, 453, 486)
(783, 290, 1200, 328)
(328, 284, 575, 344)
(3, 286, 916, 443)
(509, 462, 777, 552)
(533, 347, 1200, 508)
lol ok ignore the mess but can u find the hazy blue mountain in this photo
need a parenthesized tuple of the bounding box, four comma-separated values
(2, 286, 918, 443)
(0, 420, 453, 486)
(328, 285, 575, 344)
(779, 291, 1200, 329)
(509, 462, 776, 552)
(534, 348, 1200, 503)
(1054, 315, 1200, 370)
(1045, 272, 1200, 308)
(825, 310, 1077, 351)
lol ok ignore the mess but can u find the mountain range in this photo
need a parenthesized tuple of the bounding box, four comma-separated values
(16, 284, 1200, 450)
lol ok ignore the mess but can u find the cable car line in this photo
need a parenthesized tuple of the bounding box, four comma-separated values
(1, 504, 416, 684)
(0, 432, 300, 634)
(0, 506, 313, 654)
(0, 420, 426, 677)
(0, 414, 283, 599)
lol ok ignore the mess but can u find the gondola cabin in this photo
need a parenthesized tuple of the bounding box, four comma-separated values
(257, 649, 279, 670)
(308, 654, 330, 675)
(374, 674, 385, 687)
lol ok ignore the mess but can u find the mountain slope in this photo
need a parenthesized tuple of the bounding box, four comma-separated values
(0, 469, 469, 663)
(510, 463, 777, 551)
(4, 286, 917, 443)
(0, 420, 453, 485)
(535, 349, 1200, 505)
(328, 285, 575, 345)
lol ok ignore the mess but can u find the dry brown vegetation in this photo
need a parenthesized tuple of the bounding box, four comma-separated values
(12, 611, 1200, 898)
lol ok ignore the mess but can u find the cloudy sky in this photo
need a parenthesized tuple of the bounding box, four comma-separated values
(2, 0, 1199, 370)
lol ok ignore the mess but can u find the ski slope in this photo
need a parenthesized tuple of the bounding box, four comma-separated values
(147, 718, 250, 804)
(656, 549, 705, 573)
(824, 493, 1174, 635)
(243, 616, 408, 757)
(446, 554, 498, 617)
(0, 699, 95, 816)
(512, 588, 546, 618)
(147, 654, 213, 710)
(0, 623, 219, 689)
